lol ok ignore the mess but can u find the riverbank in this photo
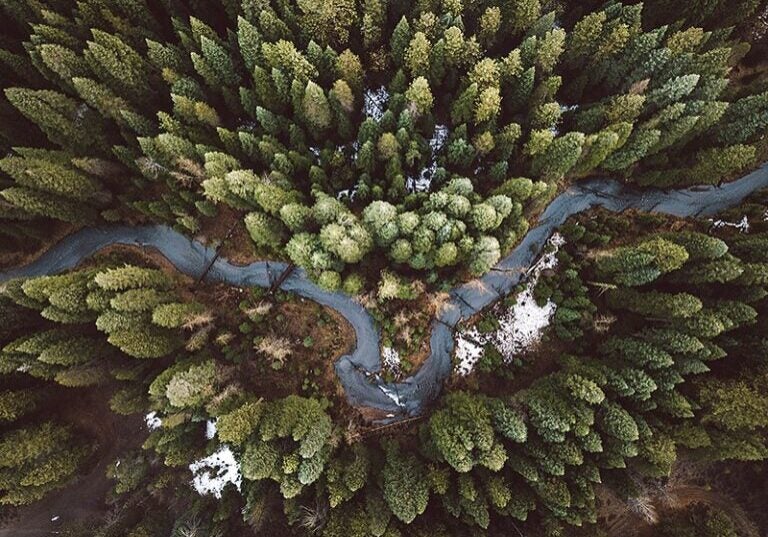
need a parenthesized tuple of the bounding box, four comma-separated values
(2, 162, 768, 419)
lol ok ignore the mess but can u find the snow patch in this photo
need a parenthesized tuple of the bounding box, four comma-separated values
(189, 445, 242, 499)
(454, 329, 486, 376)
(430, 124, 449, 153)
(382, 346, 401, 373)
(711, 215, 750, 233)
(406, 167, 435, 193)
(364, 86, 389, 122)
(205, 419, 217, 440)
(145, 411, 161, 431)
(454, 233, 565, 376)
(337, 187, 357, 201)
(406, 125, 448, 194)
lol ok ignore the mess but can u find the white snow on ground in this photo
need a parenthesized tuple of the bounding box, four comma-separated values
(454, 233, 565, 376)
(205, 419, 217, 440)
(711, 215, 750, 233)
(145, 411, 161, 431)
(337, 187, 357, 201)
(406, 125, 449, 193)
(406, 166, 436, 193)
(364, 86, 389, 121)
(430, 124, 449, 153)
(454, 328, 486, 376)
(189, 445, 242, 499)
(382, 346, 401, 373)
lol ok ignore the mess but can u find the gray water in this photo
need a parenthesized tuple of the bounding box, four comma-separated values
(3, 162, 768, 418)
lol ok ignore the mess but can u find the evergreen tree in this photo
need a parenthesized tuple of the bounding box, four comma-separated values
(382, 441, 430, 524)
(0, 421, 90, 505)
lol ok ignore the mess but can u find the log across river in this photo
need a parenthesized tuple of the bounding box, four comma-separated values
(3, 163, 768, 419)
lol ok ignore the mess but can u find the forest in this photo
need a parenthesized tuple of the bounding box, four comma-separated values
(1, 0, 768, 536)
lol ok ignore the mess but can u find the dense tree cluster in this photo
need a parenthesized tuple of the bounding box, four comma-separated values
(1, 0, 768, 536)
(123, 218, 768, 535)
(2, 0, 768, 287)
(0, 264, 199, 385)
(2, 200, 768, 533)
(0, 421, 90, 506)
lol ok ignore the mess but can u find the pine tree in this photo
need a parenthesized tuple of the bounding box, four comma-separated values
(303, 81, 332, 132)
(533, 133, 585, 180)
(94, 266, 172, 292)
(596, 237, 689, 286)
(405, 77, 434, 116)
(428, 392, 506, 472)
(0, 422, 90, 505)
(296, 0, 358, 48)
(245, 211, 287, 249)
(504, 0, 542, 36)
(4, 89, 106, 152)
(607, 288, 702, 318)
(165, 361, 217, 408)
(382, 441, 430, 524)
(0, 389, 41, 422)
(217, 400, 264, 446)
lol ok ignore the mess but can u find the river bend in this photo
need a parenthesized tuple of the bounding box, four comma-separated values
(2, 163, 768, 418)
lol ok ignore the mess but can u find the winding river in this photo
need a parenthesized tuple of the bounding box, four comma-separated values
(2, 163, 768, 418)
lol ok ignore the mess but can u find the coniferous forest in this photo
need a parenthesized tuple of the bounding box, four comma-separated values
(2, 0, 768, 536)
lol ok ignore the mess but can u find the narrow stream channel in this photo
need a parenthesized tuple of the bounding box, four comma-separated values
(3, 163, 768, 419)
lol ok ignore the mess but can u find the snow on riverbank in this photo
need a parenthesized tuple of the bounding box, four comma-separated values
(454, 233, 565, 376)
(382, 346, 401, 373)
(454, 329, 486, 376)
(711, 215, 750, 233)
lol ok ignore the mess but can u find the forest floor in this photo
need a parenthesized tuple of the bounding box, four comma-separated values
(0, 390, 146, 536)
(198, 205, 261, 266)
(603, 484, 761, 537)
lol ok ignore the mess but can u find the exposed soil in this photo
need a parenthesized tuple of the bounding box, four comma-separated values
(603, 484, 760, 537)
(275, 298, 357, 398)
(371, 291, 450, 377)
(197, 206, 262, 266)
(192, 280, 357, 411)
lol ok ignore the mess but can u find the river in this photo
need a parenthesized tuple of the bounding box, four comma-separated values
(3, 162, 768, 418)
